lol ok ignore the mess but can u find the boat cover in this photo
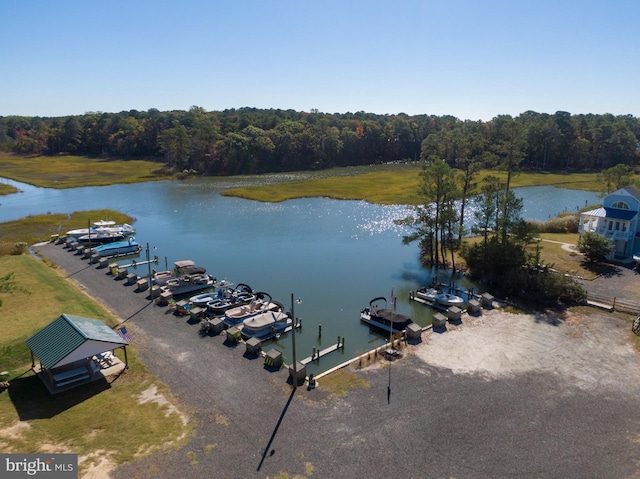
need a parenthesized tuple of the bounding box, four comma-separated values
(371, 307, 412, 325)
(181, 266, 207, 275)
(243, 311, 288, 333)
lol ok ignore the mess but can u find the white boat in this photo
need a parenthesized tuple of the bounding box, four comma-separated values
(435, 292, 464, 306)
(91, 237, 142, 257)
(415, 287, 439, 302)
(67, 221, 135, 239)
(222, 293, 284, 328)
(415, 286, 464, 307)
(241, 310, 292, 340)
(360, 297, 414, 334)
(189, 280, 234, 308)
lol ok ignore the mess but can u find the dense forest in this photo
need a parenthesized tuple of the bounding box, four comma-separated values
(1, 107, 638, 175)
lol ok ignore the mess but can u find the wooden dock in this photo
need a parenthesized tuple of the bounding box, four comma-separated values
(408, 293, 449, 311)
(300, 339, 344, 365)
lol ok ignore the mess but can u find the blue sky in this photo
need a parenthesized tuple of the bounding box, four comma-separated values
(1, 0, 638, 120)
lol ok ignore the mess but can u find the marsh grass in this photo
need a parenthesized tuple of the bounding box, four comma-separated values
(0, 155, 172, 189)
(222, 166, 612, 205)
(0, 255, 191, 475)
(0, 183, 18, 195)
(223, 169, 423, 204)
(0, 210, 133, 256)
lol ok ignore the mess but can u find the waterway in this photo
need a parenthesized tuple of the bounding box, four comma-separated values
(0, 176, 601, 375)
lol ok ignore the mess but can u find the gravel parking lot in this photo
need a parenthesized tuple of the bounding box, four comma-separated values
(34, 241, 640, 479)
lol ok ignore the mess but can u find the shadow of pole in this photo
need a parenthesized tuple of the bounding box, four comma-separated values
(256, 387, 296, 472)
(64, 263, 94, 278)
(388, 359, 391, 405)
(113, 300, 154, 328)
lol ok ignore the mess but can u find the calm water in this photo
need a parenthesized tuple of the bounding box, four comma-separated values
(0, 176, 600, 374)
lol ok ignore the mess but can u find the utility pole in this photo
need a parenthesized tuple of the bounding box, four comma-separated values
(146, 243, 153, 296)
(291, 293, 297, 389)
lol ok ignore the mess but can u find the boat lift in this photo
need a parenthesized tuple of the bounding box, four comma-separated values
(117, 256, 159, 271)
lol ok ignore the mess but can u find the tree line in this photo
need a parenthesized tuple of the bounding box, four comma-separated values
(1, 107, 638, 175)
(398, 156, 589, 304)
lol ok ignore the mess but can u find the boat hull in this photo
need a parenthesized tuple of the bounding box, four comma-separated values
(77, 233, 125, 245)
(161, 275, 215, 296)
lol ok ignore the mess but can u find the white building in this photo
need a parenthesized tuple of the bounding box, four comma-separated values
(578, 186, 640, 262)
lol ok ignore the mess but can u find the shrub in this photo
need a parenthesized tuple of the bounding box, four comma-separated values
(11, 242, 28, 255)
(536, 214, 579, 234)
(576, 231, 613, 262)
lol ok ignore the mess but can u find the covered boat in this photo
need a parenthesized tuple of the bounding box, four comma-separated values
(241, 310, 292, 340)
(360, 297, 414, 334)
(154, 260, 207, 286)
(91, 237, 142, 257)
(160, 273, 215, 296)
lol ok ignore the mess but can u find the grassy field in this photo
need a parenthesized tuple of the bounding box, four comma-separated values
(0, 154, 173, 188)
(0, 209, 133, 256)
(0, 254, 191, 476)
(221, 165, 614, 205)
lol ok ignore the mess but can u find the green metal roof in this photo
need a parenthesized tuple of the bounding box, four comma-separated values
(26, 314, 128, 370)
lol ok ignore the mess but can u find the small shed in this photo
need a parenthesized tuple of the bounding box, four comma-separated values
(26, 314, 130, 394)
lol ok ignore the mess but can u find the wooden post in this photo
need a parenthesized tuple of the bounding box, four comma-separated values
(123, 346, 129, 370)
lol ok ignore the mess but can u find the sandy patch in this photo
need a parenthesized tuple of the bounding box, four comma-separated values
(80, 451, 115, 479)
(414, 308, 640, 390)
(138, 384, 189, 426)
(0, 421, 31, 440)
(0, 421, 31, 450)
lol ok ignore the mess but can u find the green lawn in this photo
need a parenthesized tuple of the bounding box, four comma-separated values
(0, 254, 191, 476)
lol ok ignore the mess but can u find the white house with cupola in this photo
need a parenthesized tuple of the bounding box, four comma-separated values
(578, 186, 640, 262)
